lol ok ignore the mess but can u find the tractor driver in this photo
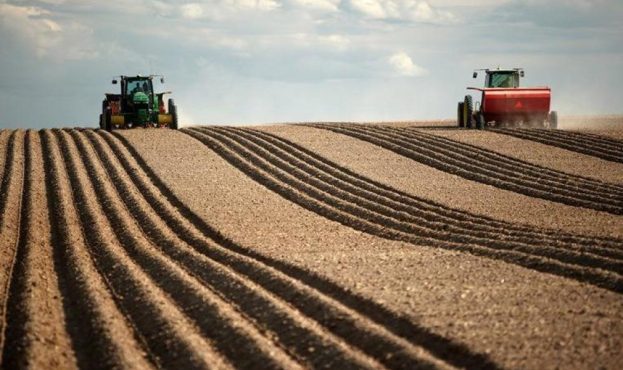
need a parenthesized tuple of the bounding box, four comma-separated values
(131, 83, 142, 94)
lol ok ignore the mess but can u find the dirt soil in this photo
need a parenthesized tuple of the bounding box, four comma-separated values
(0, 118, 622, 370)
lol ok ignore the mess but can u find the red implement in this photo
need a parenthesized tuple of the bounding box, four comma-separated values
(467, 86, 551, 124)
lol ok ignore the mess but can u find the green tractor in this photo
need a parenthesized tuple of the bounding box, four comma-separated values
(99, 75, 178, 131)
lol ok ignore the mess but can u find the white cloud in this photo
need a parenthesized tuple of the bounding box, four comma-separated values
(388, 51, 427, 76)
(0, 4, 62, 57)
(0, 4, 100, 61)
(291, 0, 341, 12)
(349, 0, 455, 23)
(178, 0, 281, 20)
(350, 0, 386, 18)
(181, 3, 204, 19)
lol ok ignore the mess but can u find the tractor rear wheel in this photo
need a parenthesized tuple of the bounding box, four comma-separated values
(463, 95, 474, 129)
(169, 99, 178, 130)
(548, 111, 558, 129)
(457, 102, 465, 127)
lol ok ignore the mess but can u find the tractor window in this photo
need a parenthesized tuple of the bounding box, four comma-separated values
(488, 73, 518, 88)
(126, 80, 151, 95)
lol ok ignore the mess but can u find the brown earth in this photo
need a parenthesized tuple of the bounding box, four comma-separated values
(0, 118, 622, 370)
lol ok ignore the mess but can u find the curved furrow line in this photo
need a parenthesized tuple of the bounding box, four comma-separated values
(550, 130, 623, 148)
(364, 125, 623, 199)
(75, 130, 382, 370)
(394, 126, 623, 194)
(96, 128, 458, 370)
(1, 131, 77, 369)
(56, 129, 250, 370)
(0, 130, 11, 185)
(237, 127, 623, 250)
(512, 128, 623, 152)
(344, 124, 623, 204)
(307, 124, 623, 215)
(0, 131, 20, 229)
(532, 129, 623, 151)
(184, 127, 623, 294)
(201, 127, 623, 275)
(40, 130, 155, 370)
(0, 131, 27, 366)
(227, 127, 623, 261)
(109, 130, 501, 370)
(490, 128, 623, 163)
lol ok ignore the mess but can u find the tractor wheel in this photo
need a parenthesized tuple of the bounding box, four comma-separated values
(548, 111, 558, 129)
(463, 95, 474, 129)
(169, 99, 178, 130)
(104, 111, 113, 132)
(476, 112, 485, 130)
(457, 102, 465, 127)
(100, 100, 108, 130)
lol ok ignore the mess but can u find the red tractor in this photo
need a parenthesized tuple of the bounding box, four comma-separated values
(457, 68, 557, 129)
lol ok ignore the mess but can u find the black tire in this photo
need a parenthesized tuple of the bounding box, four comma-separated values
(168, 99, 178, 130)
(476, 112, 485, 130)
(457, 102, 465, 127)
(100, 100, 108, 129)
(548, 111, 558, 129)
(464, 95, 473, 129)
(105, 110, 113, 132)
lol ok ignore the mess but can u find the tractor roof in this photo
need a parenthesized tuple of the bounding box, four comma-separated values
(477, 68, 523, 74)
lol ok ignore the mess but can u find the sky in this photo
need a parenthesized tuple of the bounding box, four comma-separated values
(0, 0, 622, 128)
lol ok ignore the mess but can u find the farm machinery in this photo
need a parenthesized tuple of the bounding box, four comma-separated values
(457, 68, 557, 129)
(99, 75, 178, 131)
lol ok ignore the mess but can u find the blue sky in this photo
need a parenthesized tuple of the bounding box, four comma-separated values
(1, 0, 622, 128)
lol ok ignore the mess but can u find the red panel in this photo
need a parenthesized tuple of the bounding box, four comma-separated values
(482, 88, 551, 116)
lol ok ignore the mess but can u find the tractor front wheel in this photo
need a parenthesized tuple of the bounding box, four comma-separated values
(457, 102, 465, 128)
(168, 99, 178, 130)
(463, 95, 474, 129)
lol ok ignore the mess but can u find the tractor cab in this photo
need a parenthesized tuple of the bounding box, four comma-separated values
(473, 68, 524, 88)
(123, 78, 153, 99)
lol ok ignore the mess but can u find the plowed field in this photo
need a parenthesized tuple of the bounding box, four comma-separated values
(1, 121, 622, 370)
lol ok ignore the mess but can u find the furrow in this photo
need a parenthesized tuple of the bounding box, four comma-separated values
(0, 131, 20, 229)
(346, 124, 623, 205)
(204, 127, 623, 275)
(395, 126, 623, 194)
(227, 127, 623, 261)
(101, 127, 458, 370)
(55, 129, 237, 370)
(0, 131, 27, 366)
(241, 127, 622, 250)
(0, 130, 10, 185)
(40, 130, 154, 370)
(491, 128, 623, 163)
(367, 125, 623, 199)
(535, 129, 622, 151)
(308, 124, 623, 215)
(553, 130, 623, 148)
(185, 127, 623, 294)
(110, 130, 500, 369)
(76, 129, 370, 370)
(1, 131, 77, 369)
